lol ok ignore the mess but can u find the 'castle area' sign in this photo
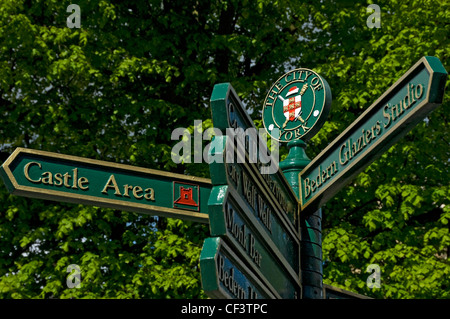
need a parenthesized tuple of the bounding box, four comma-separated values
(0, 148, 212, 223)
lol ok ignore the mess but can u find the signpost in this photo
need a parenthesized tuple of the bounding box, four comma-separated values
(0, 55, 446, 300)
(258, 67, 333, 299)
(200, 83, 301, 299)
(299, 56, 448, 215)
(0, 147, 211, 223)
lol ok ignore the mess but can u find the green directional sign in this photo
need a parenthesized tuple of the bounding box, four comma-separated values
(200, 237, 277, 299)
(0, 148, 211, 223)
(208, 185, 300, 299)
(209, 82, 299, 230)
(299, 56, 448, 214)
(209, 135, 300, 272)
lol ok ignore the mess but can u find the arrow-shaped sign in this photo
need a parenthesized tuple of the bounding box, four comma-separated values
(0, 148, 211, 223)
(209, 82, 299, 230)
(200, 237, 278, 299)
(299, 56, 447, 214)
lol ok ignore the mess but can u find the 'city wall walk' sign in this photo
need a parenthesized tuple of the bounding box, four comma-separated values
(208, 136, 300, 277)
(209, 83, 299, 230)
(0, 148, 212, 223)
(299, 56, 448, 214)
(200, 237, 278, 299)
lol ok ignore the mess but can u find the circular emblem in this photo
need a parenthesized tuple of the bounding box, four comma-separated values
(262, 68, 332, 142)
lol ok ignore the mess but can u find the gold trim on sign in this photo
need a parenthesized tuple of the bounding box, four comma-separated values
(2, 148, 210, 223)
(299, 57, 434, 211)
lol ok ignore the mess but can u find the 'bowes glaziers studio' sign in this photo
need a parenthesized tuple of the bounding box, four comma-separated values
(299, 56, 447, 214)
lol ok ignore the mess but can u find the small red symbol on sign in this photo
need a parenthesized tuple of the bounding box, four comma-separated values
(173, 182, 200, 211)
(283, 86, 302, 122)
(174, 186, 198, 207)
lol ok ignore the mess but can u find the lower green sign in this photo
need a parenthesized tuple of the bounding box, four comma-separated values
(200, 237, 277, 299)
(0, 148, 211, 223)
(208, 185, 300, 299)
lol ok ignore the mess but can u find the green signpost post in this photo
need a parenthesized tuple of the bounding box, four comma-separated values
(0, 147, 211, 223)
(260, 67, 333, 299)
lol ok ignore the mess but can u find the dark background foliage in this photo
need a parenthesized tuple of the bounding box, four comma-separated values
(0, 0, 448, 298)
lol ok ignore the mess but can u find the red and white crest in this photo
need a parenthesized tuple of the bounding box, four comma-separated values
(283, 86, 302, 122)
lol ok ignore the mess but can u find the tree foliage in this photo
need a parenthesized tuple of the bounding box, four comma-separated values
(0, 0, 448, 298)
(302, 0, 450, 299)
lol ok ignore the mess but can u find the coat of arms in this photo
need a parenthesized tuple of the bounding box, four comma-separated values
(262, 68, 332, 142)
